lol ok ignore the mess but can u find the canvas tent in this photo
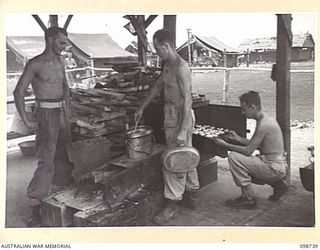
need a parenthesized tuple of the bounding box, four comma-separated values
(6, 33, 138, 72)
(177, 35, 239, 67)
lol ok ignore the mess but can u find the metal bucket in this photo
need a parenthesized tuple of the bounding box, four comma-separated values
(125, 125, 154, 159)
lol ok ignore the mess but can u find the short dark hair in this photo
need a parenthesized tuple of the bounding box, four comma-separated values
(45, 26, 68, 42)
(153, 29, 174, 48)
(239, 91, 261, 109)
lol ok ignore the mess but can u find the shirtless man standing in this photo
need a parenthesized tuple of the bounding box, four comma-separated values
(13, 27, 73, 226)
(214, 91, 289, 209)
(135, 29, 199, 224)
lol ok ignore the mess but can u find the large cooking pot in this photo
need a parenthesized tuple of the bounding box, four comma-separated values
(161, 146, 200, 173)
(125, 125, 154, 159)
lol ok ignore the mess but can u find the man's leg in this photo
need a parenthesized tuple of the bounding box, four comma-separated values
(152, 125, 183, 225)
(181, 168, 200, 209)
(181, 122, 200, 209)
(227, 152, 268, 208)
(228, 152, 288, 208)
(26, 109, 60, 226)
(52, 110, 73, 186)
(152, 167, 185, 224)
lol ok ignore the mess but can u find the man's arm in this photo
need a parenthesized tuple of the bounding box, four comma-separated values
(13, 61, 37, 129)
(176, 65, 192, 144)
(63, 69, 71, 118)
(228, 130, 250, 145)
(215, 121, 268, 156)
(134, 71, 164, 122)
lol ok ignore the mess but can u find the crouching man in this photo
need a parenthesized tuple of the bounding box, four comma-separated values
(214, 91, 289, 209)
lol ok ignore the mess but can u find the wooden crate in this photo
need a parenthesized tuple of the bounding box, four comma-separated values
(197, 158, 218, 188)
(40, 186, 106, 227)
(40, 196, 79, 227)
(74, 184, 164, 227)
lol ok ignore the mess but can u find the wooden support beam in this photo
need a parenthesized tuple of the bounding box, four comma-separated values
(129, 15, 148, 66)
(32, 15, 47, 32)
(163, 15, 176, 48)
(144, 15, 157, 28)
(49, 15, 58, 27)
(276, 14, 292, 179)
(63, 15, 73, 30)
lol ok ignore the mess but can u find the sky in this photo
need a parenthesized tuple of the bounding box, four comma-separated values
(4, 13, 316, 49)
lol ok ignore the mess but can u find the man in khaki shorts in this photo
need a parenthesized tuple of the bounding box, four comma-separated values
(214, 91, 289, 209)
(135, 29, 199, 224)
(13, 27, 73, 226)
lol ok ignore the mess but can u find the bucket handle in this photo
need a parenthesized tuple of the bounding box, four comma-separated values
(126, 135, 156, 154)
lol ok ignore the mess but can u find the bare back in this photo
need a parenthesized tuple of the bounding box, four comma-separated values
(256, 114, 284, 155)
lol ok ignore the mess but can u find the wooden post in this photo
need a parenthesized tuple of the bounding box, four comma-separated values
(186, 28, 192, 66)
(246, 48, 250, 67)
(49, 15, 58, 27)
(90, 57, 96, 86)
(222, 49, 229, 105)
(276, 14, 292, 179)
(163, 15, 176, 48)
(137, 15, 147, 67)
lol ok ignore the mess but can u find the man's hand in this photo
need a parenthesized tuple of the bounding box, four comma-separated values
(213, 138, 227, 148)
(134, 108, 143, 123)
(25, 113, 38, 130)
(177, 130, 187, 146)
(227, 130, 240, 142)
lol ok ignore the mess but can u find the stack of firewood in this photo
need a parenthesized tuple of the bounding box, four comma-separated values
(70, 68, 159, 138)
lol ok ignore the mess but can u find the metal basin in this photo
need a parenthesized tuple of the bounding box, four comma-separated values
(18, 140, 36, 157)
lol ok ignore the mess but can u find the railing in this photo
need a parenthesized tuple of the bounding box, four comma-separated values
(190, 66, 314, 104)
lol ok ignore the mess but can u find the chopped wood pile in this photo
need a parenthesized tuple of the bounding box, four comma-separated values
(70, 68, 160, 139)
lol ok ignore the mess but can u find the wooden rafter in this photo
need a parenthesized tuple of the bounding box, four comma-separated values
(144, 15, 157, 28)
(32, 15, 47, 31)
(63, 15, 73, 30)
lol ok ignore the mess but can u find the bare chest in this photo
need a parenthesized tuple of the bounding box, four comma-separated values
(162, 66, 178, 90)
(35, 61, 65, 84)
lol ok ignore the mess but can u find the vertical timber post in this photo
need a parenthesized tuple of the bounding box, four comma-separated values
(137, 15, 147, 67)
(90, 57, 96, 86)
(222, 49, 229, 104)
(187, 28, 192, 66)
(49, 15, 58, 27)
(163, 15, 176, 48)
(276, 14, 292, 181)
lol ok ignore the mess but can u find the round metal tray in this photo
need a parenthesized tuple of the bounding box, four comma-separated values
(161, 146, 200, 173)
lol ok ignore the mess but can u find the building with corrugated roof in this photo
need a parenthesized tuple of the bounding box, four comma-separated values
(238, 33, 314, 63)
